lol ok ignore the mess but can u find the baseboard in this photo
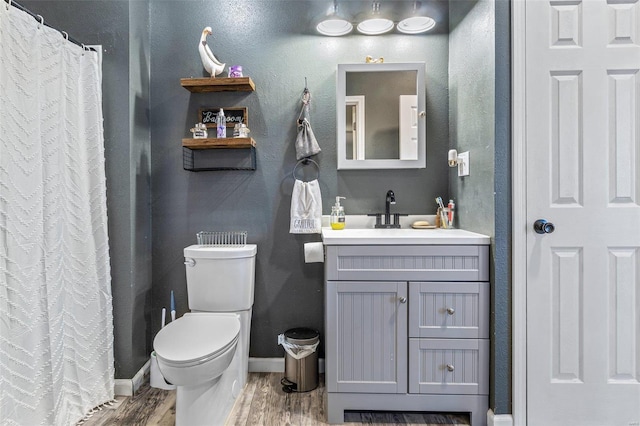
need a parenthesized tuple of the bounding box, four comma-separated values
(114, 359, 151, 396)
(487, 409, 514, 426)
(248, 357, 325, 374)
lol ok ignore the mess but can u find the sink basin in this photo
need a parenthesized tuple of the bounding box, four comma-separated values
(320, 215, 490, 245)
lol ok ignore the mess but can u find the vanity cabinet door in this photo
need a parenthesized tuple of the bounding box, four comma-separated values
(326, 281, 408, 394)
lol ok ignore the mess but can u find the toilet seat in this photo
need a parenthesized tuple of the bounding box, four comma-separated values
(154, 313, 240, 367)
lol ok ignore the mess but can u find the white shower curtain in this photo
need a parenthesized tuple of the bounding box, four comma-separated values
(0, 4, 114, 426)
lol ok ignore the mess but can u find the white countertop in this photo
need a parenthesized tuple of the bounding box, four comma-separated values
(320, 215, 490, 245)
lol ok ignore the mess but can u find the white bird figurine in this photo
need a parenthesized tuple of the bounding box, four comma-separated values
(199, 26, 225, 77)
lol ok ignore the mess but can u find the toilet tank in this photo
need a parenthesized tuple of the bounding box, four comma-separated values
(184, 244, 257, 312)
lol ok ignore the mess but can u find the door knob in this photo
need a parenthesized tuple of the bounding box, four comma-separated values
(399, 297, 407, 304)
(533, 219, 555, 234)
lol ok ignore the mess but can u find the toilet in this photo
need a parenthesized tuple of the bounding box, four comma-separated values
(153, 244, 257, 426)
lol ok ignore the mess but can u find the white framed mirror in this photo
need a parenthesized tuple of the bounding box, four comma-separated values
(336, 62, 426, 170)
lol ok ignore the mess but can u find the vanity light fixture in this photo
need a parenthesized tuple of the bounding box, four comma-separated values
(397, 1, 436, 34)
(356, 1, 394, 35)
(315, 0, 436, 37)
(316, 0, 353, 36)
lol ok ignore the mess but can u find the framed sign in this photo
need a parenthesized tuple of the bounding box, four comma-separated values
(199, 107, 248, 129)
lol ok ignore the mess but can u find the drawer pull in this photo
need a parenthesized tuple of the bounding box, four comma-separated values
(446, 307, 455, 315)
(446, 364, 455, 372)
(399, 296, 407, 304)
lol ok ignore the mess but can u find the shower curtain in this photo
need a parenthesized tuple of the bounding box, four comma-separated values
(0, 4, 114, 426)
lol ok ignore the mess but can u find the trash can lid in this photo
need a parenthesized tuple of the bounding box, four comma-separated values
(284, 327, 319, 345)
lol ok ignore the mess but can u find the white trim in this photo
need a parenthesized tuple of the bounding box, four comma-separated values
(114, 359, 150, 396)
(248, 357, 325, 374)
(488, 409, 514, 426)
(512, 0, 527, 425)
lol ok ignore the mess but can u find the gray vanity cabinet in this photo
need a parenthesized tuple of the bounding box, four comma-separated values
(324, 244, 489, 425)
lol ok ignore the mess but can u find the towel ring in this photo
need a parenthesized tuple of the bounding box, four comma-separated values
(293, 158, 320, 182)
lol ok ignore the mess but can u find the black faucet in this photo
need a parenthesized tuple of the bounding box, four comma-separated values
(368, 190, 406, 228)
(385, 190, 396, 225)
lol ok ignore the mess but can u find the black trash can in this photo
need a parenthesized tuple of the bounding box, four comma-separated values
(281, 327, 319, 392)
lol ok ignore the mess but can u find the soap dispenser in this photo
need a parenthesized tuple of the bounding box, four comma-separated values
(330, 196, 346, 230)
(216, 108, 226, 138)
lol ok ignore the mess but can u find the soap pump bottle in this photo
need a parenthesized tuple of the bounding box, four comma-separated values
(330, 196, 346, 230)
(216, 108, 226, 138)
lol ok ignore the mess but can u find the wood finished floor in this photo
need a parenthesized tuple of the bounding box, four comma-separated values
(82, 373, 470, 426)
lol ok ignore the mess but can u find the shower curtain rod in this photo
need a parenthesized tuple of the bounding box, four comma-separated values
(5, 0, 96, 52)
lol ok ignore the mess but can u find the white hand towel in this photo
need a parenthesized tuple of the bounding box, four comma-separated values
(290, 179, 322, 234)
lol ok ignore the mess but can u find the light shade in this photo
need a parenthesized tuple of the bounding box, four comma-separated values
(357, 18, 394, 35)
(317, 18, 353, 36)
(397, 15, 436, 34)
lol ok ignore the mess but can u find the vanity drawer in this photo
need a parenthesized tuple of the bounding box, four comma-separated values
(409, 282, 489, 339)
(325, 245, 489, 282)
(409, 338, 489, 395)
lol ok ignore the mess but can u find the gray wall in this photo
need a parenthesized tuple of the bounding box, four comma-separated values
(449, 0, 512, 415)
(19, 0, 153, 379)
(493, 0, 512, 415)
(149, 0, 450, 359)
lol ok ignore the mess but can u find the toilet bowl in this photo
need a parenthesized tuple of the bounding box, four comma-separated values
(153, 313, 240, 387)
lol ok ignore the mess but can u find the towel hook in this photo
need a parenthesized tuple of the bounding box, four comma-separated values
(61, 31, 68, 40)
(293, 158, 320, 182)
(6, 0, 11, 11)
(36, 14, 43, 29)
(298, 80, 311, 124)
(301, 77, 310, 104)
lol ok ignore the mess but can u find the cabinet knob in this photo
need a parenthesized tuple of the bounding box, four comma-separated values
(446, 364, 455, 372)
(446, 307, 455, 315)
(399, 296, 407, 304)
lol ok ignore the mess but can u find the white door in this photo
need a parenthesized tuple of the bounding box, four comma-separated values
(526, 0, 640, 425)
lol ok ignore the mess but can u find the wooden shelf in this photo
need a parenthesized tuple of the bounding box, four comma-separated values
(182, 137, 256, 150)
(180, 77, 255, 93)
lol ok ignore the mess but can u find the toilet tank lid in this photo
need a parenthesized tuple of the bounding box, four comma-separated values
(184, 244, 257, 259)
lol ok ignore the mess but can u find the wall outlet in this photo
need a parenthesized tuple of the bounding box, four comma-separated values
(458, 151, 470, 177)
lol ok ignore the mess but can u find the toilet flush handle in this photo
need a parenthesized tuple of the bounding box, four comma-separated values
(184, 258, 196, 267)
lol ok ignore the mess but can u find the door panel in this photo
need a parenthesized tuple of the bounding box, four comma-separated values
(526, 1, 640, 425)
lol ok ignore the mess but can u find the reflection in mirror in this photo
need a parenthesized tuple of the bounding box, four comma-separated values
(337, 62, 426, 170)
(345, 96, 365, 160)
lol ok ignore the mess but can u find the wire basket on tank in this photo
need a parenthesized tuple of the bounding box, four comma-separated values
(196, 231, 247, 246)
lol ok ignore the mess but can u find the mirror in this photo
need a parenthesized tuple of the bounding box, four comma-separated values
(337, 62, 426, 170)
